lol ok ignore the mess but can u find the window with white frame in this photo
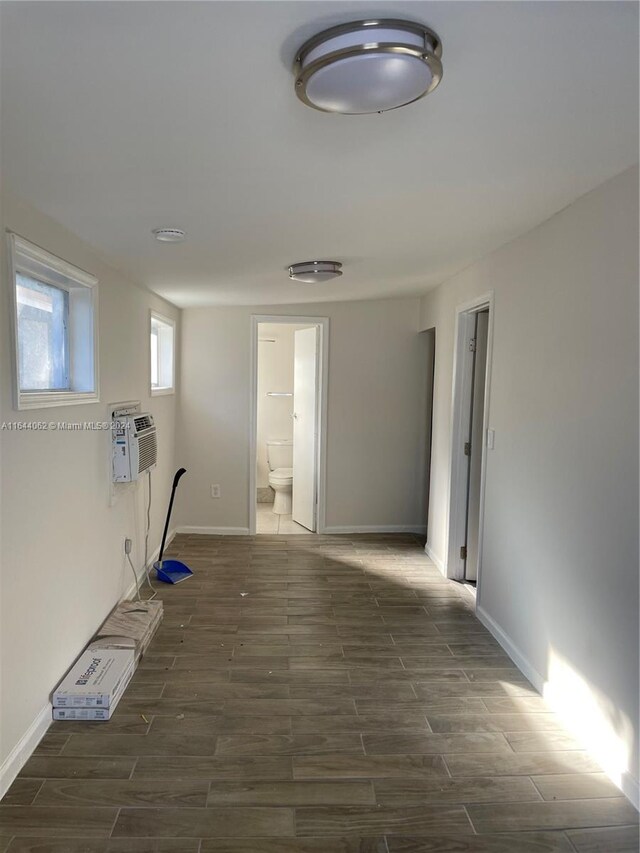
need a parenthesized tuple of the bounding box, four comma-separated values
(8, 234, 99, 410)
(150, 311, 175, 395)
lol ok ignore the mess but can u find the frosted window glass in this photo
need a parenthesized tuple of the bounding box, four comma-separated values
(16, 274, 69, 391)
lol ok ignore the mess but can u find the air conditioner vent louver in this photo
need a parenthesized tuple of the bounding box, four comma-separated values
(137, 431, 157, 475)
(112, 413, 157, 483)
(134, 415, 153, 432)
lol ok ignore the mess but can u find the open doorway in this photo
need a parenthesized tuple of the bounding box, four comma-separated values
(249, 316, 328, 535)
(446, 294, 494, 593)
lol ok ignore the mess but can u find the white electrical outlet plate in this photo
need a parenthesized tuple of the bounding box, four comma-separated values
(487, 428, 495, 450)
(211, 484, 221, 498)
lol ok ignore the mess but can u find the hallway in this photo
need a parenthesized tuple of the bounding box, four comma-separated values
(1, 533, 637, 852)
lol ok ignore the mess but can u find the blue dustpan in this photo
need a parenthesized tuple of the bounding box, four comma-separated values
(154, 468, 193, 585)
(154, 558, 193, 585)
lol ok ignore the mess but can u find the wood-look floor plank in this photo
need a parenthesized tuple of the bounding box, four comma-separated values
(161, 684, 291, 700)
(363, 733, 512, 755)
(289, 685, 418, 700)
(199, 838, 387, 853)
(31, 735, 68, 757)
(131, 668, 230, 683)
(207, 781, 376, 806)
(132, 756, 293, 780)
(413, 682, 537, 700)
(229, 669, 350, 684)
(384, 832, 575, 852)
(532, 773, 626, 801)
(566, 825, 640, 852)
(293, 754, 450, 780)
(112, 807, 295, 838)
(234, 644, 343, 657)
(215, 735, 364, 756)
(294, 804, 473, 836)
(34, 778, 208, 807)
(0, 781, 43, 807)
(291, 714, 430, 734)
(5, 840, 201, 852)
(355, 698, 487, 714)
(444, 751, 603, 777)
(223, 699, 358, 716)
(0, 806, 117, 838)
(149, 715, 292, 735)
(373, 776, 541, 805)
(426, 713, 563, 733)
(115, 697, 226, 716)
(18, 756, 136, 779)
(466, 798, 638, 833)
(504, 731, 584, 752)
(50, 715, 151, 735)
(62, 733, 218, 757)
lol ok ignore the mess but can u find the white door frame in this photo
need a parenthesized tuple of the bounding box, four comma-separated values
(445, 292, 494, 596)
(249, 315, 329, 535)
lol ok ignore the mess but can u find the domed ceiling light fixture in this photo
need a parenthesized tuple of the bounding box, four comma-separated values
(289, 261, 342, 283)
(294, 19, 442, 114)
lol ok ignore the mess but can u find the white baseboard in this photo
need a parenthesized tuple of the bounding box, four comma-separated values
(322, 525, 427, 535)
(476, 604, 545, 693)
(0, 702, 52, 800)
(476, 604, 639, 810)
(176, 526, 250, 536)
(620, 771, 640, 810)
(424, 542, 446, 576)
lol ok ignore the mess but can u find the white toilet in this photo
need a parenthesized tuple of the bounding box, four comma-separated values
(266, 439, 293, 515)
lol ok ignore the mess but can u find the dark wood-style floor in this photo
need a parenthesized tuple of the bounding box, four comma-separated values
(1, 533, 638, 852)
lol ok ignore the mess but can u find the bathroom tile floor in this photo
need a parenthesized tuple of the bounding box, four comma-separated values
(256, 504, 310, 535)
(1, 532, 637, 852)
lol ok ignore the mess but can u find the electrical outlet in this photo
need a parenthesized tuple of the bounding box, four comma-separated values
(124, 538, 133, 554)
(210, 484, 221, 499)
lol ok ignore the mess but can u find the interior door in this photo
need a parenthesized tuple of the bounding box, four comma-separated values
(464, 310, 489, 581)
(292, 326, 318, 531)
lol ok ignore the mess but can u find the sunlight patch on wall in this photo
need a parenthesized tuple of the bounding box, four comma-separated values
(544, 647, 633, 791)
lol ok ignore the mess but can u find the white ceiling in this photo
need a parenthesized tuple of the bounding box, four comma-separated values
(1, 1, 637, 308)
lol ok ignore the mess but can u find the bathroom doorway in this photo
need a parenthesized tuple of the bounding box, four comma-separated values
(249, 316, 329, 535)
(446, 294, 494, 593)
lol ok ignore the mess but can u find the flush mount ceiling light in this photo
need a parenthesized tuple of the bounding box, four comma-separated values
(288, 261, 342, 283)
(294, 19, 442, 114)
(152, 228, 186, 243)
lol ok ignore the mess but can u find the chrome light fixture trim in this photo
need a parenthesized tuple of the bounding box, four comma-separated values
(288, 261, 343, 283)
(294, 19, 443, 114)
(152, 228, 186, 243)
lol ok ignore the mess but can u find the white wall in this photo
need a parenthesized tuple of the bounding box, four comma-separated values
(0, 194, 180, 792)
(256, 324, 303, 490)
(420, 166, 639, 803)
(177, 298, 430, 533)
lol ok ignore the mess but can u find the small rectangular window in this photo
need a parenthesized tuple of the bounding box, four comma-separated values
(150, 311, 175, 395)
(8, 234, 99, 410)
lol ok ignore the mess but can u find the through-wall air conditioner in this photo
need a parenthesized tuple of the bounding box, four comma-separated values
(112, 413, 157, 482)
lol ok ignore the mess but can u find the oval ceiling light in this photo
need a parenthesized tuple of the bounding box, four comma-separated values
(152, 228, 186, 243)
(289, 261, 342, 283)
(294, 19, 442, 114)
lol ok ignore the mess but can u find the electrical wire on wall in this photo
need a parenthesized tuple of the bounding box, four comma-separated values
(143, 469, 157, 600)
(126, 540, 140, 602)
(126, 469, 156, 602)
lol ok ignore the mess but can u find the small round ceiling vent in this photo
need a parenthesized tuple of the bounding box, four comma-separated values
(289, 261, 342, 283)
(152, 228, 186, 243)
